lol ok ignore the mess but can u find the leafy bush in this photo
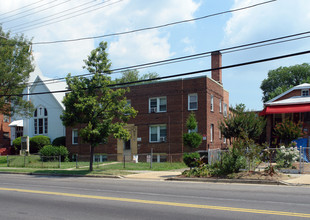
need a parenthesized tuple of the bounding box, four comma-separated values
(52, 136, 66, 146)
(13, 137, 22, 151)
(39, 145, 69, 162)
(183, 152, 201, 168)
(275, 145, 299, 168)
(182, 165, 211, 177)
(183, 133, 203, 149)
(30, 135, 51, 153)
(273, 120, 304, 145)
(210, 148, 246, 176)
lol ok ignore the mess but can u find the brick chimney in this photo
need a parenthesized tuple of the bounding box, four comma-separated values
(211, 51, 222, 84)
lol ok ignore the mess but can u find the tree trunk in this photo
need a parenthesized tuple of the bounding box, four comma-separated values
(89, 144, 95, 171)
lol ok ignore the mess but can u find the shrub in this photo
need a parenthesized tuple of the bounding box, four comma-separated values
(183, 133, 203, 149)
(30, 135, 51, 153)
(52, 136, 66, 146)
(210, 148, 246, 176)
(183, 152, 201, 168)
(13, 137, 22, 151)
(39, 145, 69, 162)
(275, 144, 299, 168)
(273, 120, 304, 145)
(182, 165, 211, 177)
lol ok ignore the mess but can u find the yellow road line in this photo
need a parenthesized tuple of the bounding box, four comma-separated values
(0, 187, 309, 218)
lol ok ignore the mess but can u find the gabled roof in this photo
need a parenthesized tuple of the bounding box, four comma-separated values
(30, 75, 67, 109)
(265, 83, 310, 105)
(266, 96, 310, 106)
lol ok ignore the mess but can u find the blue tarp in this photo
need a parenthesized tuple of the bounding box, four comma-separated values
(293, 138, 309, 163)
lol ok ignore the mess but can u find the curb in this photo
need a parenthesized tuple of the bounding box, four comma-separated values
(166, 177, 286, 185)
(0, 171, 121, 179)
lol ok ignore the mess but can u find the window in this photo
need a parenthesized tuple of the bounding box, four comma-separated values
(301, 89, 309, 97)
(149, 125, 167, 143)
(3, 115, 9, 123)
(219, 129, 221, 139)
(211, 95, 214, 112)
(72, 129, 78, 144)
(219, 99, 222, 113)
(3, 132, 9, 139)
(223, 103, 227, 117)
(188, 93, 198, 110)
(188, 125, 198, 133)
(34, 107, 48, 135)
(126, 99, 131, 106)
(149, 97, 167, 113)
(210, 124, 214, 143)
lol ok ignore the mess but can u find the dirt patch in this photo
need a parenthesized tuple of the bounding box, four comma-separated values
(229, 171, 291, 181)
(179, 171, 292, 181)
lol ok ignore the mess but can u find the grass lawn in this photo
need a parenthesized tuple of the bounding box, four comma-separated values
(100, 162, 187, 171)
(0, 155, 186, 176)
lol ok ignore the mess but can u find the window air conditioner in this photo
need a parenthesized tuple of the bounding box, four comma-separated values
(150, 107, 157, 113)
(160, 137, 166, 142)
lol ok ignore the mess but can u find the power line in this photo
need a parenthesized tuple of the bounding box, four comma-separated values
(13, 0, 125, 34)
(6, 0, 99, 30)
(28, 0, 277, 45)
(2, 0, 72, 25)
(4, 48, 310, 97)
(0, 0, 60, 23)
(24, 30, 310, 87)
(0, 0, 46, 18)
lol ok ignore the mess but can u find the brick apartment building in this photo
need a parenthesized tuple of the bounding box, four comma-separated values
(66, 51, 229, 161)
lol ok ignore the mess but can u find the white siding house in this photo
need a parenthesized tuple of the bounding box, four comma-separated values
(10, 66, 67, 144)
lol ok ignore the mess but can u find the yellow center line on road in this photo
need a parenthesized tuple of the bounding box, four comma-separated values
(0, 187, 309, 218)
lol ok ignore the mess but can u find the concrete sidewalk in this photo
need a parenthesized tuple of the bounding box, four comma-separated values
(124, 170, 310, 186)
(124, 171, 183, 180)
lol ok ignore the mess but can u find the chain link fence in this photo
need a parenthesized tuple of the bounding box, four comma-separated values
(206, 147, 310, 174)
(5, 155, 63, 168)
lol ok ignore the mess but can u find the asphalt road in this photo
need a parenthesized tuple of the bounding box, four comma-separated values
(0, 174, 309, 220)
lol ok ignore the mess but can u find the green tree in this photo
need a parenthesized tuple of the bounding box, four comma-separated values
(0, 26, 34, 116)
(183, 112, 202, 149)
(61, 41, 137, 171)
(114, 69, 159, 84)
(273, 120, 304, 145)
(260, 63, 310, 102)
(219, 104, 266, 144)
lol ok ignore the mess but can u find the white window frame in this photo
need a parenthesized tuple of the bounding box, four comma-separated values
(219, 128, 221, 139)
(188, 93, 198, 110)
(223, 103, 227, 117)
(301, 89, 309, 97)
(149, 97, 167, 113)
(211, 95, 214, 112)
(149, 125, 167, 143)
(33, 106, 48, 135)
(219, 99, 222, 113)
(72, 129, 78, 145)
(210, 124, 214, 143)
(3, 115, 9, 123)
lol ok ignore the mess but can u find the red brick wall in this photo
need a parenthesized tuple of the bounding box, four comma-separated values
(0, 114, 11, 148)
(66, 76, 228, 155)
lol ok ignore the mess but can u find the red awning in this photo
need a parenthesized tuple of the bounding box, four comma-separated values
(259, 104, 310, 116)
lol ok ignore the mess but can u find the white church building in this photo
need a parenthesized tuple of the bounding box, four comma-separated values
(9, 66, 67, 144)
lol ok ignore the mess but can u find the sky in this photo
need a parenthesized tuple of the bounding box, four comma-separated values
(1, 0, 310, 111)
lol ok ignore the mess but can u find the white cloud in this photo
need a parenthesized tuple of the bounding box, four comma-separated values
(109, 30, 173, 67)
(223, 0, 310, 46)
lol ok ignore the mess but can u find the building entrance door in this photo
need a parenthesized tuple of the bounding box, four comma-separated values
(123, 139, 131, 161)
